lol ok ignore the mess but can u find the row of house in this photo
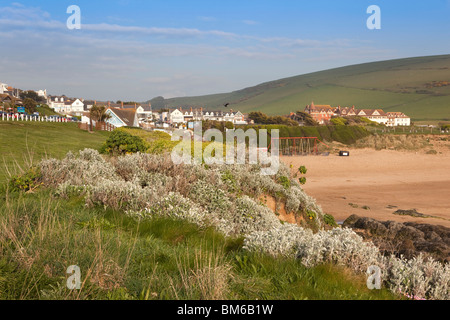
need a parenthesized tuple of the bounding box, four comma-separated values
(304, 102, 411, 127)
(78, 104, 248, 129)
(165, 108, 247, 125)
(97, 107, 247, 129)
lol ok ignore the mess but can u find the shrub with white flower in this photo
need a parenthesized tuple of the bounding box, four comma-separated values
(85, 178, 158, 211)
(243, 223, 313, 258)
(382, 254, 450, 300)
(40, 149, 117, 187)
(230, 195, 281, 235)
(188, 179, 233, 216)
(244, 224, 449, 300)
(127, 192, 206, 226)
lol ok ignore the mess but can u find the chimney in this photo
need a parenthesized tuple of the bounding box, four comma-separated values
(135, 103, 137, 110)
(121, 101, 124, 108)
(108, 101, 110, 108)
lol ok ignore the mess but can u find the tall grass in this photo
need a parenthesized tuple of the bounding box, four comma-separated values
(353, 134, 433, 151)
(0, 187, 398, 300)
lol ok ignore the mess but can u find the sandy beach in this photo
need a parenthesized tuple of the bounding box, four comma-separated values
(281, 140, 450, 228)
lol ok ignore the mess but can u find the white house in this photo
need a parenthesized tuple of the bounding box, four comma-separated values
(169, 109, 185, 124)
(48, 96, 84, 115)
(69, 99, 84, 115)
(357, 109, 389, 125)
(232, 111, 246, 124)
(136, 105, 152, 120)
(47, 96, 66, 112)
(35, 89, 48, 100)
(180, 108, 247, 125)
(386, 112, 411, 127)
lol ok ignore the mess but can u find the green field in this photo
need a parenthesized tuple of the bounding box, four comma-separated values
(158, 54, 450, 121)
(0, 121, 110, 182)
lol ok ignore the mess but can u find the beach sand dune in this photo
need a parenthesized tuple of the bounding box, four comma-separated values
(281, 147, 450, 228)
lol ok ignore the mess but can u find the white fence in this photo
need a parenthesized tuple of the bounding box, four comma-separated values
(0, 113, 72, 123)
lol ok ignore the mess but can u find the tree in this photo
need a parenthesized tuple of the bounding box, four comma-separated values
(89, 105, 111, 131)
(248, 111, 298, 126)
(293, 111, 318, 126)
(20, 90, 45, 103)
(23, 98, 37, 114)
(248, 112, 269, 124)
(90, 105, 111, 122)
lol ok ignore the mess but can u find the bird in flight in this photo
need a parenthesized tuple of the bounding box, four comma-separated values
(224, 103, 230, 108)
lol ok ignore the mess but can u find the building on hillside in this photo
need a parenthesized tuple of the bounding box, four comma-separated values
(304, 102, 411, 127)
(67, 99, 84, 116)
(47, 96, 84, 115)
(357, 109, 388, 125)
(386, 112, 411, 127)
(36, 89, 48, 100)
(334, 106, 358, 117)
(0, 94, 22, 111)
(169, 109, 185, 124)
(181, 108, 247, 125)
(3, 86, 20, 98)
(136, 104, 152, 120)
(304, 102, 335, 125)
(105, 108, 139, 128)
(47, 96, 66, 111)
(0, 82, 8, 94)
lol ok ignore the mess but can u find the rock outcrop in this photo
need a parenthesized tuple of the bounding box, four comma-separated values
(343, 215, 450, 262)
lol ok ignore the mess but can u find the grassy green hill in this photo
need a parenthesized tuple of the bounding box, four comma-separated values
(0, 121, 110, 183)
(156, 54, 450, 121)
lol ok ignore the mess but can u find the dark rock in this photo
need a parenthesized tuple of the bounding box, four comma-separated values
(350, 217, 387, 236)
(406, 222, 450, 241)
(342, 214, 360, 228)
(414, 240, 449, 257)
(382, 221, 404, 238)
(424, 231, 443, 242)
(395, 226, 425, 241)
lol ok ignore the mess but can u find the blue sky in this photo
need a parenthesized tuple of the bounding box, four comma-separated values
(1, 0, 449, 101)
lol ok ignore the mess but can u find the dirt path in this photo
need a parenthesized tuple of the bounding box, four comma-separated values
(281, 146, 450, 228)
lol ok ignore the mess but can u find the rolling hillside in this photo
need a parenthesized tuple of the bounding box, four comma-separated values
(151, 55, 450, 121)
